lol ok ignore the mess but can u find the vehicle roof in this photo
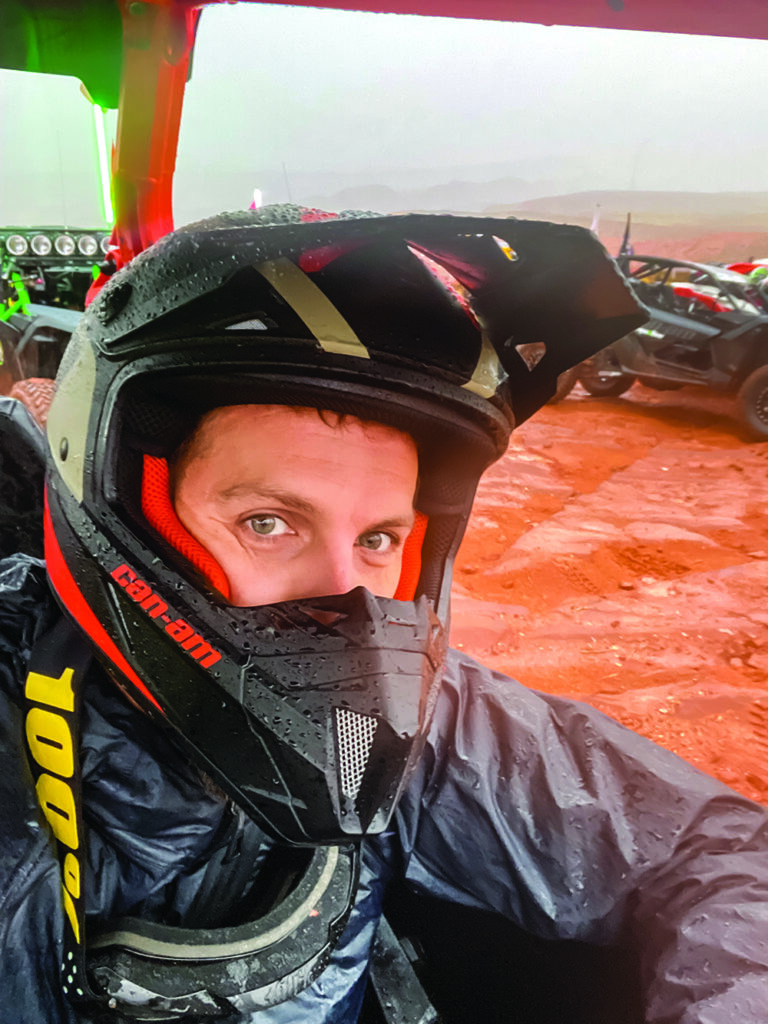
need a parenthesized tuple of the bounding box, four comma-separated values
(2, 0, 768, 106)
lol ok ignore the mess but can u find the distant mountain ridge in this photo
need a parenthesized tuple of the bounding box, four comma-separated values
(173, 161, 768, 263)
(301, 181, 768, 228)
(488, 190, 768, 263)
(495, 190, 768, 231)
(303, 175, 542, 214)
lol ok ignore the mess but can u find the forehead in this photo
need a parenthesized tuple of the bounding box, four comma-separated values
(176, 404, 418, 474)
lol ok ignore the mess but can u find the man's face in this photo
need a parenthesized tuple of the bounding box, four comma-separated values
(172, 405, 419, 606)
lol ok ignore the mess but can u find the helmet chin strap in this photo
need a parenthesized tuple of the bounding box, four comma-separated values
(140, 453, 428, 603)
(23, 614, 360, 1021)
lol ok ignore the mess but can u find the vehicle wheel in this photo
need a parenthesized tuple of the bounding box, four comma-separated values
(578, 352, 636, 397)
(737, 364, 768, 440)
(547, 366, 580, 404)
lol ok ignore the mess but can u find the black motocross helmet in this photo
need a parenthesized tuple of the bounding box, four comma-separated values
(41, 206, 644, 1017)
(45, 205, 643, 848)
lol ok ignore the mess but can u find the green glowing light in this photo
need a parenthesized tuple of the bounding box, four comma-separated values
(92, 103, 113, 226)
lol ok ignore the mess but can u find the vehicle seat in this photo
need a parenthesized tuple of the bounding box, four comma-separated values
(646, 282, 676, 311)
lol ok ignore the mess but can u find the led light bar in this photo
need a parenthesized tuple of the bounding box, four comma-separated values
(1, 227, 112, 263)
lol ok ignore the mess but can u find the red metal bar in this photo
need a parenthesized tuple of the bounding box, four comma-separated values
(96, 0, 199, 282)
(259, 0, 768, 41)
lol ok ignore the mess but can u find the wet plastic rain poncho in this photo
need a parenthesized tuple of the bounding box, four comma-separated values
(2, 551, 768, 1023)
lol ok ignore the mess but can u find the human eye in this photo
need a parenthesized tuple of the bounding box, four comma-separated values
(357, 530, 398, 553)
(246, 514, 291, 537)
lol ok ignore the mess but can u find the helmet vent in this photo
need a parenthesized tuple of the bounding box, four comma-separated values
(335, 708, 378, 800)
(225, 318, 268, 331)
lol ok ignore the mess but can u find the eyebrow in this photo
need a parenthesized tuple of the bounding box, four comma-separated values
(368, 513, 417, 531)
(217, 483, 317, 514)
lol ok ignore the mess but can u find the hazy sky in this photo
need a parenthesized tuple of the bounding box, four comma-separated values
(2, 2, 767, 226)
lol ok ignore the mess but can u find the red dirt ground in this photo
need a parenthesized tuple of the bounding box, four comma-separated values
(451, 382, 768, 804)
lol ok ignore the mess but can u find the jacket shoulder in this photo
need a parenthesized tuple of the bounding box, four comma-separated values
(0, 397, 46, 559)
(0, 554, 59, 705)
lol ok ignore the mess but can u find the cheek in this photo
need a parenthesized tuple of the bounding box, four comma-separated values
(212, 544, 270, 605)
(174, 487, 210, 542)
(228, 566, 301, 608)
(174, 497, 243, 574)
(229, 578, 268, 607)
(363, 554, 404, 600)
(223, 538, 306, 605)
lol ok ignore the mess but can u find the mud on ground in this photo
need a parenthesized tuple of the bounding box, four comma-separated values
(451, 382, 768, 804)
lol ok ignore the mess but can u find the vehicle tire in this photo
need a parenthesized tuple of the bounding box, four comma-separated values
(737, 364, 768, 440)
(578, 352, 636, 397)
(547, 366, 580, 404)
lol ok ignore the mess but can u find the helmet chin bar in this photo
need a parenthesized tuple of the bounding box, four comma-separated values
(119, 586, 448, 846)
(87, 844, 358, 1021)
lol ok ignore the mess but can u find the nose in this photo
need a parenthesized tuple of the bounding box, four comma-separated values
(313, 540, 360, 598)
(304, 537, 361, 599)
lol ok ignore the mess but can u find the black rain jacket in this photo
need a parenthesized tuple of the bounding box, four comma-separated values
(2, 553, 768, 1023)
